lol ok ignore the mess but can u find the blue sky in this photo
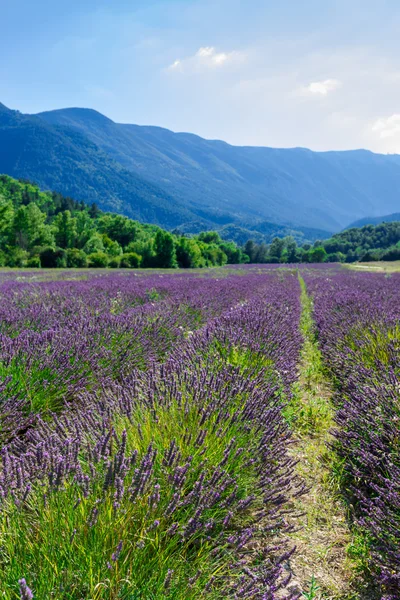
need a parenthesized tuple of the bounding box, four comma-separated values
(2, 0, 400, 152)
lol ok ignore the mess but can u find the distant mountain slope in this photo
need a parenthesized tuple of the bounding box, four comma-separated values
(0, 103, 200, 228)
(38, 107, 400, 231)
(347, 212, 400, 229)
(0, 102, 399, 235)
(216, 221, 331, 245)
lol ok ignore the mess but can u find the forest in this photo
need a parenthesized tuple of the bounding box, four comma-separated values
(1, 175, 399, 269)
(244, 221, 400, 263)
(0, 175, 247, 269)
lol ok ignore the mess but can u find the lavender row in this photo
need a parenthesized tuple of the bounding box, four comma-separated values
(0, 271, 281, 440)
(0, 268, 303, 599)
(304, 268, 400, 597)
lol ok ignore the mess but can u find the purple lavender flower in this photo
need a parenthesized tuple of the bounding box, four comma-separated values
(18, 579, 33, 600)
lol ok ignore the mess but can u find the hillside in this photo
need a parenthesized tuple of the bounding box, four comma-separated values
(0, 103, 199, 229)
(1, 102, 400, 235)
(37, 107, 400, 231)
(347, 212, 400, 228)
(322, 221, 400, 261)
(243, 220, 400, 264)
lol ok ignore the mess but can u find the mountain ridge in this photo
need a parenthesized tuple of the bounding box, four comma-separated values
(346, 212, 400, 229)
(0, 101, 399, 236)
(36, 106, 400, 230)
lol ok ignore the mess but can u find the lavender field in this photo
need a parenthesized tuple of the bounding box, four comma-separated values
(0, 266, 399, 599)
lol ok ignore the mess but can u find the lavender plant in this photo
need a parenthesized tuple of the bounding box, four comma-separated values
(304, 267, 400, 597)
(0, 267, 303, 599)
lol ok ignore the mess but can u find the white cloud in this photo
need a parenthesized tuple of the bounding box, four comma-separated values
(300, 78, 342, 96)
(167, 59, 182, 71)
(371, 114, 400, 138)
(196, 46, 231, 66)
(166, 46, 246, 73)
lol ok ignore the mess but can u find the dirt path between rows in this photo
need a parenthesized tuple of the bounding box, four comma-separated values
(280, 275, 362, 600)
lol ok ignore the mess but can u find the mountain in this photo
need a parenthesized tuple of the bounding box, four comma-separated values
(0, 102, 399, 235)
(0, 103, 199, 228)
(37, 107, 400, 231)
(213, 222, 331, 246)
(346, 212, 400, 229)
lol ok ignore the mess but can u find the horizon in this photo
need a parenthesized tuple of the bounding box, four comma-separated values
(2, 0, 400, 153)
(2, 99, 399, 157)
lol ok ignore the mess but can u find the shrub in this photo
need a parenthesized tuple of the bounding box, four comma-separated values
(109, 256, 121, 268)
(26, 256, 41, 268)
(66, 248, 88, 268)
(326, 252, 346, 263)
(40, 247, 66, 268)
(119, 252, 142, 268)
(88, 252, 109, 268)
(381, 247, 400, 261)
(5, 247, 29, 267)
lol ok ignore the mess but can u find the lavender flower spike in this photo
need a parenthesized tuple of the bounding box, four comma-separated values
(19, 579, 34, 600)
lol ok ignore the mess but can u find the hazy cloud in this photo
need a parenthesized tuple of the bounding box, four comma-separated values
(167, 59, 182, 71)
(166, 46, 246, 73)
(299, 78, 342, 96)
(371, 114, 400, 138)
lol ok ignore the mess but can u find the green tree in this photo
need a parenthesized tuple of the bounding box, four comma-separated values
(199, 243, 227, 266)
(75, 211, 96, 248)
(285, 237, 298, 263)
(254, 243, 269, 263)
(0, 196, 14, 247)
(65, 248, 88, 268)
(244, 240, 256, 262)
(88, 252, 109, 268)
(310, 246, 327, 263)
(126, 239, 155, 268)
(54, 210, 77, 248)
(6, 247, 29, 267)
(12, 204, 54, 250)
(198, 231, 222, 244)
(176, 237, 204, 268)
(326, 251, 345, 263)
(218, 241, 246, 264)
(153, 230, 177, 268)
(269, 238, 285, 262)
(98, 214, 139, 248)
(101, 234, 122, 257)
(83, 232, 105, 254)
(88, 203, 100, 219)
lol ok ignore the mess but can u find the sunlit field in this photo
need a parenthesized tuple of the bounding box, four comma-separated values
(0, 265, 398, 599)
(346, 260, 400, 272)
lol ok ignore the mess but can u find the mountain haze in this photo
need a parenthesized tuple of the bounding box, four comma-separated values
(0, 102, 399, 236)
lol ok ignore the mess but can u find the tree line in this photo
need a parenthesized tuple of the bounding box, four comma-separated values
(244, 221, 400, 264)
(1, 175, 399, 268)
(0, 176, 247, 268)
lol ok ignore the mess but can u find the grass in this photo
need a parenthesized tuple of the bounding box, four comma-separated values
(344, 260, 400, 273)
(282, 274, 366, 599)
